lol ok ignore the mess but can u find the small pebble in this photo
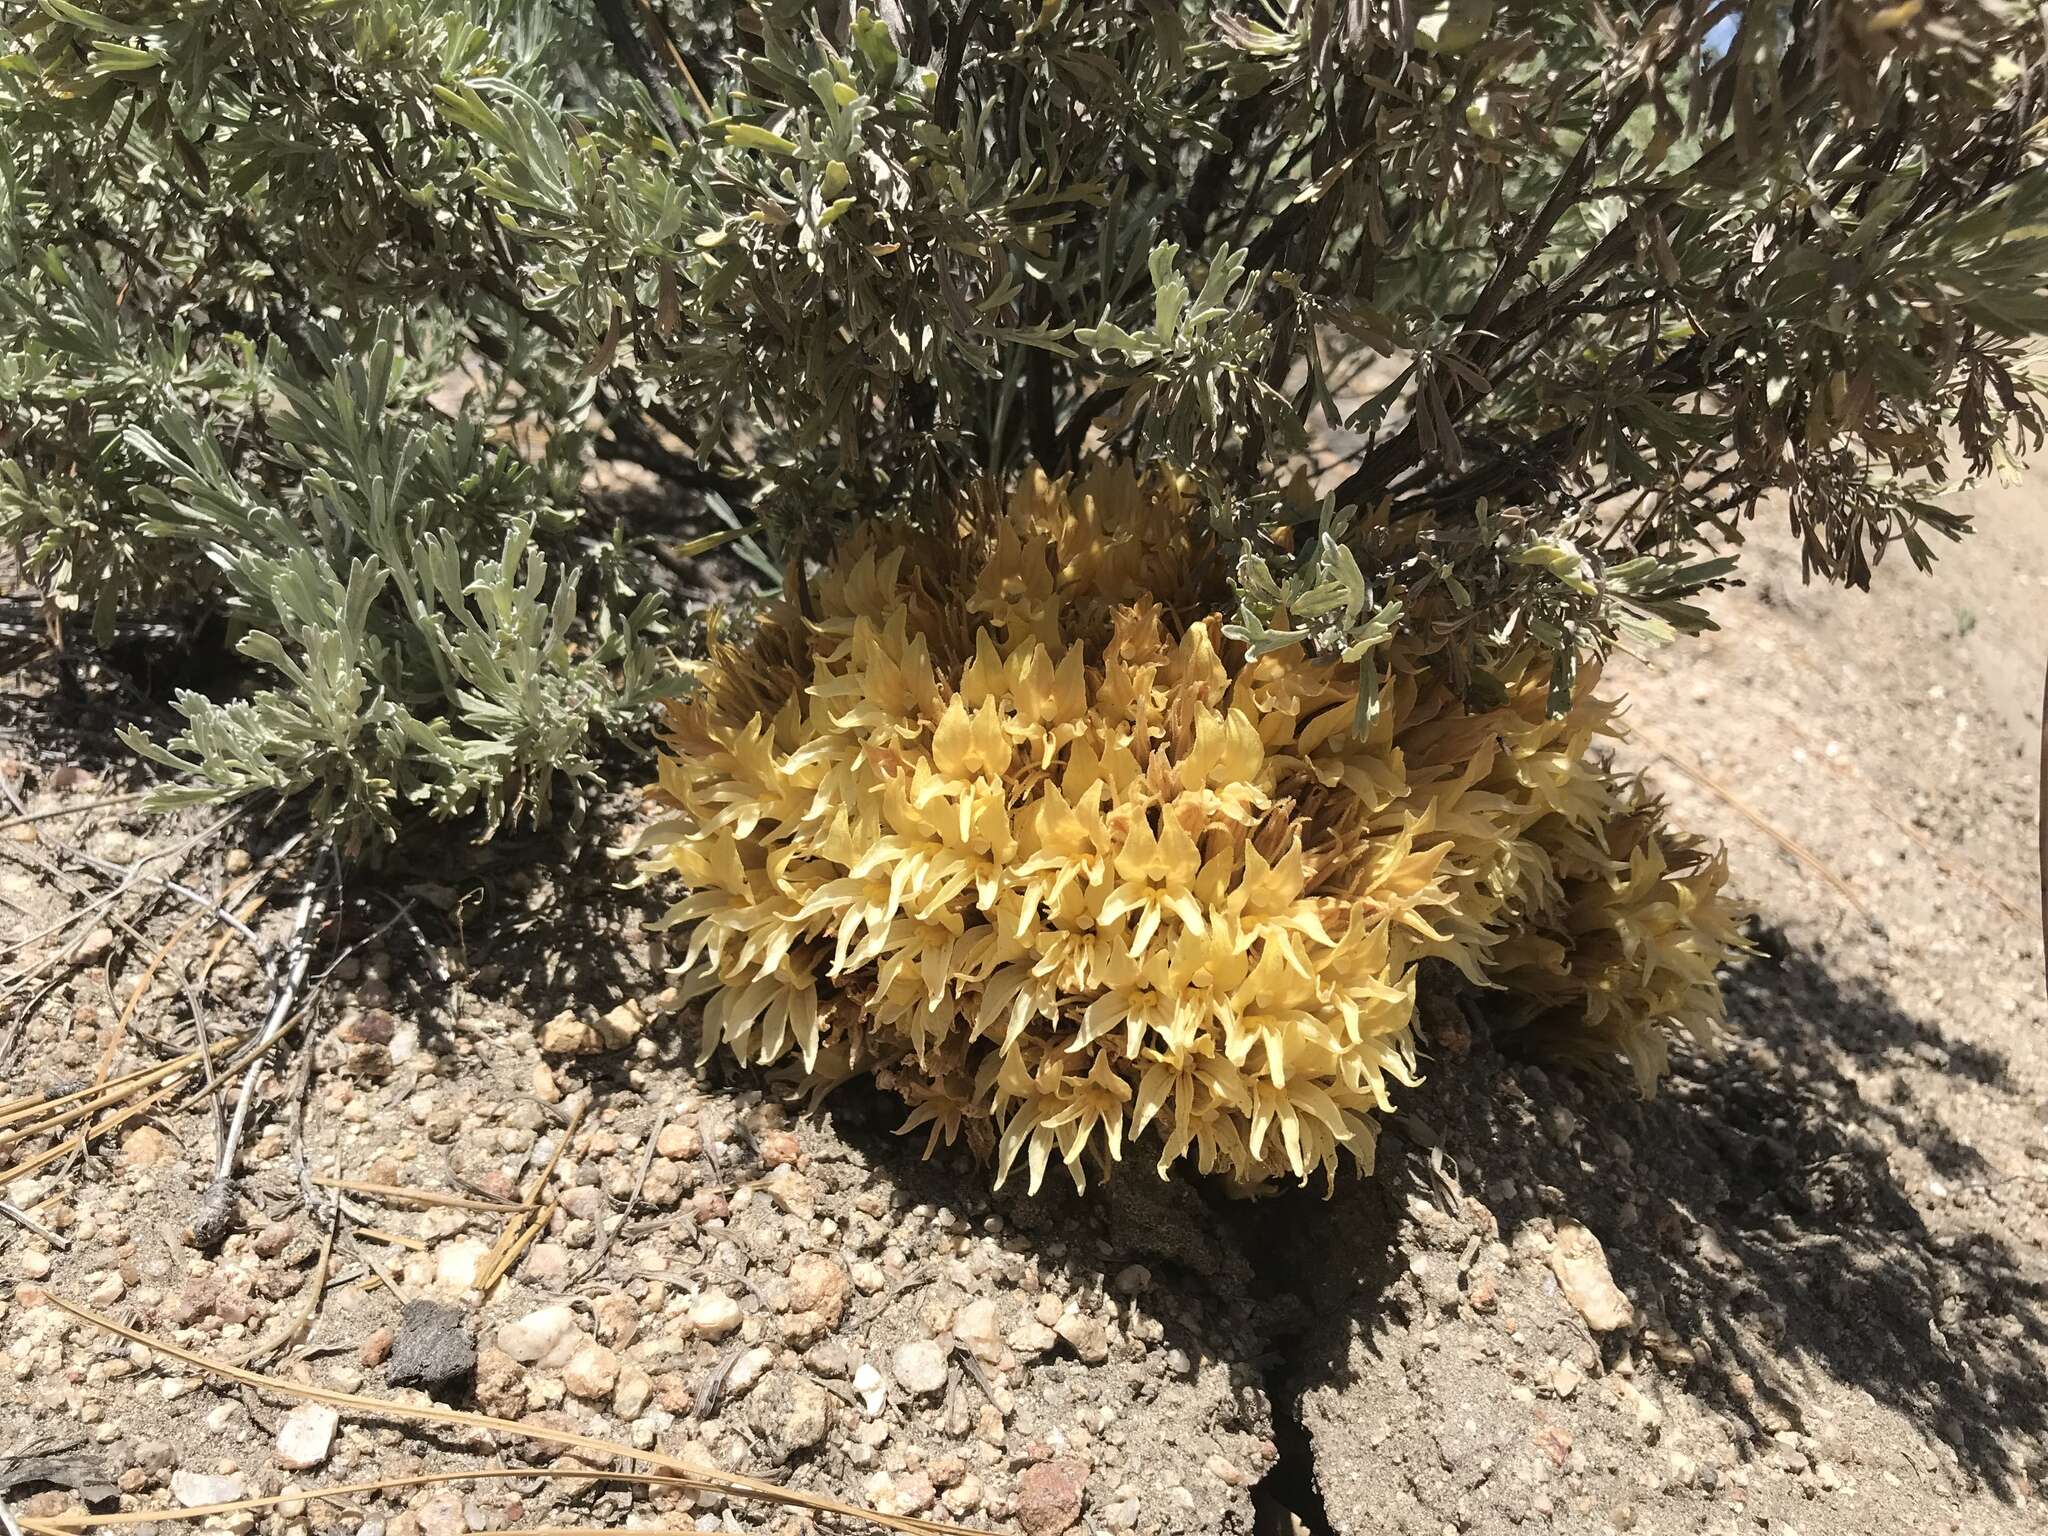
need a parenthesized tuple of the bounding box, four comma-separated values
(170, 1472, 245, 1508)
(275, 1403, 339, 1469)
(891, 1339, 950, 1396)
(687, 1292, 743, 1340)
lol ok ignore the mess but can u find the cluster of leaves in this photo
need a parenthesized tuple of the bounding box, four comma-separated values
(4, 0, 2047, 848)
(117, 333, 669, 850)
(1, 0, 662, 848)
(1229, 488, 1736, 720)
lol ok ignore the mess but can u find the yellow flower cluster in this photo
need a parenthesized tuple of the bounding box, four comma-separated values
(637, 464, 1743, 1192)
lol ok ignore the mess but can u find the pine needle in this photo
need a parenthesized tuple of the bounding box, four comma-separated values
(0, 1042, 244, 1149)
(478, 1101, 582, 1296)
(0, 1019, 294, 1193)
(0, 1052, 215, 1132)
(479, 1197, 557, 1296)
(354, 1226, 428, 1250)
(1633, 728, 1877, 925)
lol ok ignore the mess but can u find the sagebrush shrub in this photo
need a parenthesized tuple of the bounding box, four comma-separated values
(638, 465, 1743, 1191)
(2, 2, 2040, 1169)
(5, 5, 2044, 852)
(105, 332, 673, 852)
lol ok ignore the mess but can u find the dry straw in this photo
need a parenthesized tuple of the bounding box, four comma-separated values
(310, 1176, 534, 1213)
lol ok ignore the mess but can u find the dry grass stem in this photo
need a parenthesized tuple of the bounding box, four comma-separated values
(312, 1177, 535, 1214)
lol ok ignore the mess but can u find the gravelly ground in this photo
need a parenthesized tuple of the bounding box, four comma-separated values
(1, 474, 2042, 1536)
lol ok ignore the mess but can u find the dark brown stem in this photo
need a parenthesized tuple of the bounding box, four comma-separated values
(592, 0, 693, 147)
(1024, 345, 1057, 470)
(1054, 384, 1125, 466)
(598, 406, 753, 501)
(935, 1, 987, 132)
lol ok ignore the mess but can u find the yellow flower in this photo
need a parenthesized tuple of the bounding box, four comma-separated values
(1014, 781, 1114, 910)
(1095, 809, 1210, 954)
(1033, 1049, 1136, 1190)
(1078, 940, 1205, 1057)
(638, 462, 1744, 1194)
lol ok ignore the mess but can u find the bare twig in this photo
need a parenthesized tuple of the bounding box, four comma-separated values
(695, 1337, 751, 1421)
(184, 982, 229, 1159)
(382, 893, 453, 985)
(311, 896, 422, 985)
(0, 1053, 210, 1139)
(574, 1100, 667, 1284)
(478, 1198, 556, 1298)
(56, 842, 272, 969)
(0, 1026, 266, 1193)
(91, 837, 292, 1090)
(185, 855, 331, 1249)
(934, 0, 986, 133)
(0, 791, 150, 832)
(0, 1037, 249, 1161)
(0, 808, 248, 975)
(217, 858, 332, 1183)
(634, 0, 712, 120)
(285, 1026, 322, 1215)
(951, 1341, 1001, 1410)
(0, 1198, 67, 1247)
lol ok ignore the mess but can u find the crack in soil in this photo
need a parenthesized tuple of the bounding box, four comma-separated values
(1253, 1354, 1337, 1536)
(1228, 1187, 1340, 1536)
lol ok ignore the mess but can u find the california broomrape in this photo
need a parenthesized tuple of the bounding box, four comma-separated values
(637, 464, 1745, 1193)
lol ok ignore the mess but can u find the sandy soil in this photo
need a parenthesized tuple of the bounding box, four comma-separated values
(1, 469, 2043, 1536)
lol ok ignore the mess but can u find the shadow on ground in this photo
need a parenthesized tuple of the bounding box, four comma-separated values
(1265, 931, 2047, 1517)
(411, 803, 661, 1009)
